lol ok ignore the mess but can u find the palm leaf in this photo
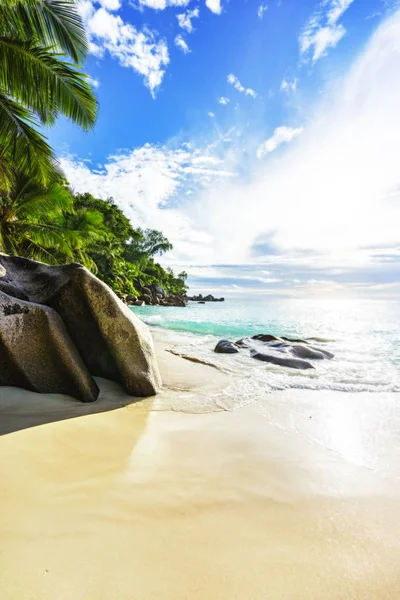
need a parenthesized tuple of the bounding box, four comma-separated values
(16, 184, 74, 219)
(0, 0, 88, 64)
(0, 92, 57, 185)
(0, 38, 97, 128)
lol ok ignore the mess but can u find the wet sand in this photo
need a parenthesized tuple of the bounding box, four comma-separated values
(0, 331, 399, 599)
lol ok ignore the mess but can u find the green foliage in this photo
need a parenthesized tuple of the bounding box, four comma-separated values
(0, 2, 188, 297)
(0, 174, 104, 266)
(72, 193, 188, 298)
(139, 261, 188, 296)
(1, 183, 188, 296)
(0, 0, 97, 191)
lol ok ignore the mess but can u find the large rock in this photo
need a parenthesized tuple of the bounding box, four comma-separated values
(148, 283, 166, 298)
(250, 349, 314, 370)
(0, 255, 162, 401)
(291, 344, 334, 360)
(160, 293, 187, 307)
(140, 294, 152, 305)
(0, 292, 98, 401)
(219, 333, 333, 370)
(252, 333, 309, 344)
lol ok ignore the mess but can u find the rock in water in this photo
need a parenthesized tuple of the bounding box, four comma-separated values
(214, 340, 239, 354)
(252, 333, 309, 344)
(235, 339, 250, 348)
(0, 255, 162, 401)
(291, 344, 333, 360)
(250, 349, 314, 370)
(252, 334, 280, 343)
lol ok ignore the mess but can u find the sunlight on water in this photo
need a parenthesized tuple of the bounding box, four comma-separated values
(131, 298, 400, 397)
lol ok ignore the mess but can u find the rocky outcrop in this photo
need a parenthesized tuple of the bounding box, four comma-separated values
(214, 340, 239, 354)
(214, 333, 333, 371)
(126, 282, 187, 307)
(0, 294, 99, 401)
(187, 293, 225, 302)
(0, 255, 162, 402)
(148, 283, 166, 298)
(157, 293, 187, 307)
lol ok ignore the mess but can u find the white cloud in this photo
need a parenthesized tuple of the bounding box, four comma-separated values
(194, 12, 400, 268)
(281, 77, 297, 92)
(88, 76, 100, 88)
(257, 3, 268, 19)
(175, 34, 190, 53)
(79, 2, 169, 95)
(300, 0, 355, 62)
(78, 0, 96, 21)
(218, 96, 230, 104)
(99, 0, 121, 10)
(63, 11, 400, 294)
(227, 74, 257, 97)
(208, 112, 215, 117)
(206, 0, 222, 15)
(177, 8, 199, 32)
(137, 0, 190, 8)
(256, 126, 303, 157)
(60, 142, 235, 265)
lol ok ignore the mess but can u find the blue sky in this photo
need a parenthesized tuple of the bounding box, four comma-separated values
(53, 0, 400, 297)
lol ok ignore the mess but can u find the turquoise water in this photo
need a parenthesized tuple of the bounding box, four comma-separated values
(131, 298, 400, 394)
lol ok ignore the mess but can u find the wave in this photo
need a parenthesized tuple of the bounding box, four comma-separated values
(142, 314, 164, 324)
(131, 300, 400, 407)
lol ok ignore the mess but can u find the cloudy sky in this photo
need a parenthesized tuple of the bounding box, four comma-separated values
(51, 0, 400, 297)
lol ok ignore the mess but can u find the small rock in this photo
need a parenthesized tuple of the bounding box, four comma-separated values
(252, 334, 280, 343)
(214, 340, 239, 354)
(235, 338, 250, 348)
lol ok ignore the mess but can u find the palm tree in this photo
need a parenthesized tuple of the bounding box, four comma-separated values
(0, 174, 105, 267)
(0, 0, 97, 190)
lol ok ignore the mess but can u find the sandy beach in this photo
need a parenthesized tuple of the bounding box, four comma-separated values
(0, 329, 399, 600)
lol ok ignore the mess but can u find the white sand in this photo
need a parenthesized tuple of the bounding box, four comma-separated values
(0, 331, 399, 599)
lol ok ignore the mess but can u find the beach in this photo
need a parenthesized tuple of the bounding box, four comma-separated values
(0, 328, 399, 599)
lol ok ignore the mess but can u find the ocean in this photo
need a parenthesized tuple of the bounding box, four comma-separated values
(130, 298, 400, 397)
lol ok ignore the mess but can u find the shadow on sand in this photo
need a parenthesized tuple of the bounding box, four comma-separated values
(0, 377, 154, 437)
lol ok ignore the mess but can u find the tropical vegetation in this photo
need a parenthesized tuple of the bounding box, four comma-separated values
(0, 182, 188, 296)
(0, 0, 188, 298)
(0, 0, 97, 192)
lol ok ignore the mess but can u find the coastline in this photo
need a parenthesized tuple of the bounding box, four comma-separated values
(0, 327, 399, 599)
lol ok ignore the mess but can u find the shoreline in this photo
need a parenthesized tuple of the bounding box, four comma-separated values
(0, 328, 399, 598)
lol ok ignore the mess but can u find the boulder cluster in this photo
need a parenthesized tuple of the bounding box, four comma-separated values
(0, 255, 161, 402)
(214, 334, 333, 370)
(124, 282, 187, 307)
(187, 293, 225, 303)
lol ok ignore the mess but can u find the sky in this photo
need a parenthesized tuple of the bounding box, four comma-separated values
(51, 0, 400, 297)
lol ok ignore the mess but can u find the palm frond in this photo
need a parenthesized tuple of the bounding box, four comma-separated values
(0, 152, 15, 193)
(0, 92, 57, 185)
(0, 227, 19, 255)
(16, 183, 74, 219)
(0, 0, 88, 64)
(0, 38, 97, 129)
